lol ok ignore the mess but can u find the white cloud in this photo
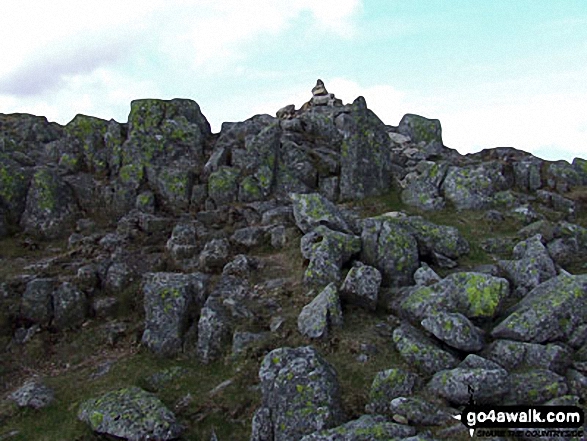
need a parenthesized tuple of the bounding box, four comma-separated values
(436, 92, 587, 162)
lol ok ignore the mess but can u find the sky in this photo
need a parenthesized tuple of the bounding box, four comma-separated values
(0, 0, 586, 162)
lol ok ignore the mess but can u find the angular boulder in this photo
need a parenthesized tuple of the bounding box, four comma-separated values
(298, 283, 343, 339)
(393, 324, 459, 375)
(421, 311, 485, 352)
(253, 346, 344, 441)
(339, 263, 381, 311)
(400, 272, 510, 321)
(491, 274, 587, 343)
(141, 272, 209, 356)
(365, 368, 421, 414)
(360, 217, 420, 287)
(78, 386, 183, 441)
(290, 192, 352, 234)
(428, 367, 510, 405)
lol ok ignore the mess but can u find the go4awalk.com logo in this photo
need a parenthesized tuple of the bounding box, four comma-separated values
(453, 405, 585, 438)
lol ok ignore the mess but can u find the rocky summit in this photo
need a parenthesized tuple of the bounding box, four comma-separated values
(0, 80, 586, 440)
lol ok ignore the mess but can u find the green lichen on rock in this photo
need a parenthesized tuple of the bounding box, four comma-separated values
(78, 386, 182, 440)
(208, 166, 239, 205)
(33, 168, 58, 212)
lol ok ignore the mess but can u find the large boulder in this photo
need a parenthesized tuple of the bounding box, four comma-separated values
(498, 234, 557, 296)
(141, 272, 209, 356)
(302, 226, 361, 287)
(78, 386, 183, 441)
(392, 216, 470, 261)
(337, 100, 396, 201)
(52, 282, 88, 330)
(400, 272, 510, 321)
(482, 340, 573, 374)
(504, 370, 568, 405)
(421, 311, 485, 352)
(339, 263, 381, 311)
(196, 294, 232, 364)
(365, 368, 421, 414)
(360, 216, 420, 287)
(253, 346, 344, 441)
(491, 274, 587, 344)
(428, 366, 510, 405)
(441, 162, 512, 210)
(9, 378, 55, 409)
(397, 114, 442, 145)
(392, 324, 459, 375)
(298, 283, 343, 339)
(20, 278, 57, 326)
(290, 192, 352, 234)
(119, 98, 211, 214)
(20, 167, 79, 238)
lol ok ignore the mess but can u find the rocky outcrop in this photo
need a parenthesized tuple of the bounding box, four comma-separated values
(1, 80, 587, 440)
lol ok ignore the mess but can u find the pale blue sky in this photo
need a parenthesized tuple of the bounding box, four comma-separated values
(0, 0, 585, 161)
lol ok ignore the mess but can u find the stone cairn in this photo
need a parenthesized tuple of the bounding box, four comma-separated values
(277, 79, 343, 119)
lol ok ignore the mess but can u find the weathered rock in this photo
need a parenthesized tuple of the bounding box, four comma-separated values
(20, 278, 57, 326)
(141, 272, 209, 356)
(546, 160, 583, 193)
(52, 282, 88, 329)
(298, 283, 343, 339)
(20, 167, 79, 238)
(208, 166, 240, 206)
(388, 396, 453, 426)
(230, 226, 268, 249)
(413, 263, 441, 286)
(421, 311, 485, 352)
(135, 190, 156, 214)
(338, 102, 396, 201)
(498, 234, 557, 296)
(365, 368, 421, 414)
(78, 386, 183, 440)
(428, 367, 509, 405)
(546, 221, 587, 267)
(393, 324, 460, 375)
(482, 340, 573, 374)
(339, 263, 381, 311)
(9, 379, 55, 409)
(504, 370, 568, 405)
(196, 294, 232, 364)
(120, 98, 210, 214)
(300, 414, 415, 440)
(393, 216, 470, 260)
(199, 238, 230, 272)
(105, 262, 134, 293)
(360, 216, 420, 287)
(254, 346, 344, 441)
(401, 179, 445, 211)
(290, 193, 352, 234)
(397, 114, 442, 145)
(0, 155, 33, 228)
(491, 274, 587, 343)
(222, 254, 257, 279)
(441, 162, 512, 210)
(166, 222, 199, 261)
(303, 226, 361, 287)
(400, 272, 510, 321)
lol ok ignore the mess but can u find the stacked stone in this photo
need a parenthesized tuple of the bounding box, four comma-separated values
(310, 79, 343, 107)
